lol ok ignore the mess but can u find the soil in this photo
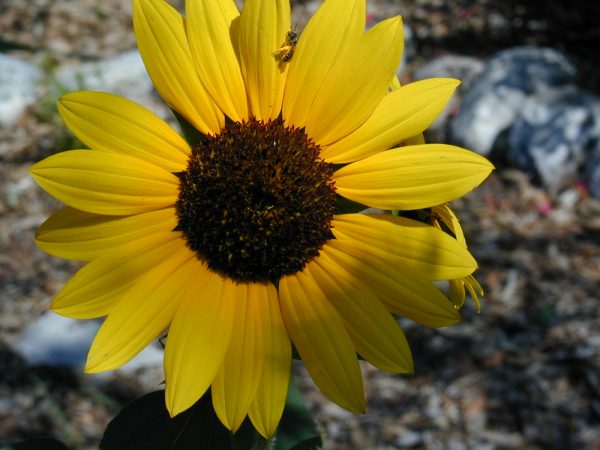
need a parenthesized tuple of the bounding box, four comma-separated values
(1, 1, 599, 449)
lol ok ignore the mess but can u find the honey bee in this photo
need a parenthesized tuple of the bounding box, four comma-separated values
(272, 29, 298, 63)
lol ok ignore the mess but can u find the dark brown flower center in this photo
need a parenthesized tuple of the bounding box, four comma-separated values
(175, 118, 336, 283)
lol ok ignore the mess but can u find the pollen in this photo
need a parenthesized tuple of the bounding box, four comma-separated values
(175, 118, 336, 283)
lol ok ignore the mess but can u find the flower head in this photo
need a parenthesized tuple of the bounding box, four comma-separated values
(29, 0, 493, 438)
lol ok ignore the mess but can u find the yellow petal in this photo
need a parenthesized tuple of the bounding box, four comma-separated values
(85, 249, 195, 372)
(403, 133, 425, 146)
(133, 0, 223, 134)
(464, 275, 483, 312)
(58, 91, 190, 172)
(334, 144, 494, 210)
(321, 78, 461, 163)
(450, 275, 483, 312)
(325, 238, 460, 327)
(30, 150, 179, 215)
(186, 0, 249, 121)
(51, 233, 185, 319)
(212, 283, 269, 432)
(36, 207, 177, 261)
(449, 279, 466, 309)
(432, 204, 466, 245)
(237, 0, 290, 120)
(279, 266, 365, 413)
(311, 245, 413, 373)
(164, 269, 237, 417)
(332, 214, 477, 280)
(305, 17, 404, 146)
(282, 0, 365, 128)
(248, 290, 291, 438)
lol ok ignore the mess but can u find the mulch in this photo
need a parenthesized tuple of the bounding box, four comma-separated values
(1, 1, 599, 449)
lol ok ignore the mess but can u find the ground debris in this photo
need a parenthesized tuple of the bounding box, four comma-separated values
(1, 1, 599, 449)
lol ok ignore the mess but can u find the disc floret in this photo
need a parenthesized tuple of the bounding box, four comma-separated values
(176, 119, 336, 283)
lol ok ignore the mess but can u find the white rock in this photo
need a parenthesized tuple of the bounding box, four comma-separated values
(0, 54, 42, 128)
(413, 55, 485, 85)
(412, 55, 485, 136)
(14, 313, 99, 367)
(395, 429, 423, 447)
(13, 312, 163, 372)
(450, 47, 577, 156)
(507, 87, 600, 194)
(398, 24, 415, 74)
(55, 50, 166, 115)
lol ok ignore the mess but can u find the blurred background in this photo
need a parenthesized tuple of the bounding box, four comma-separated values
(1, 0, 599, 448)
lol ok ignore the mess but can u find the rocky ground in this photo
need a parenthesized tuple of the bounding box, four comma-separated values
(1, 1, 599, 449)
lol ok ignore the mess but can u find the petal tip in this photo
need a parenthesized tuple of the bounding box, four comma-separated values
(165, 398, 179, 419)
(84, 354, 108, 373)
(437, 77, 461, 88)
(165, 390, 186, 418)
(57, 92, 79, 105)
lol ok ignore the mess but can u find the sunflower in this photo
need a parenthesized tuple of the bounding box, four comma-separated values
(29, 0, 493, 438)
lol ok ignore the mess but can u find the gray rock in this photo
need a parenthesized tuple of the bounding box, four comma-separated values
(14, 313, 99, 367)
(0, 54, 42, 128)
(398, 24, 415, 74)
(55, 50, 165, 115)
(507, 87, 600, 194)
(395, 429, 423, 447)
(413, 55, 485, 89)
(14, 312, 163, 372)
(412, 55, 485, 139)
(450, 47, 577, 156)
(587, 140, 600, 198)
(446, 46, 600, 197)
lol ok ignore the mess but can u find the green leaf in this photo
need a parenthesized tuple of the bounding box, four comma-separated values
(171, 108, 207, 147)
(99, 390, 232, 450)
(99, 381, 324, 450)
(335, 196, 368, 214)
(288, 436, 323, 450)
(4, 438, 70, 450)
(273, 380, 323, 450)
(230, 419, 258, 450)
(396, 208, 433, 223)
(231, 380, 326, 450)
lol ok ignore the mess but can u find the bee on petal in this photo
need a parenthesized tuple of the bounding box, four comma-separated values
(273, 29, 298, 63)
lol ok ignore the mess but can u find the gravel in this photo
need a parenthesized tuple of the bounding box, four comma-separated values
(1, 1, 599, 449)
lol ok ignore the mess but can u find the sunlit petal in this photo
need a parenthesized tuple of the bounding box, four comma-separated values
(58, 91, 190, 171)
(248, 288, 291, 438)
(238, 0, 290, 120)
(212, 282, 268, 432)
(321, 79, 460, 163)
(133, 0, 223, 134)
(332, 214, 477, 280)
(164, 268, 236, 416)
(186, 0, 248, 121)
(334, 144, 494, 210)
(30, 150, 178, 215)
(280, 267, 365, 413)
(36, 207, 177, 261)
(282, 0, 365, 127)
